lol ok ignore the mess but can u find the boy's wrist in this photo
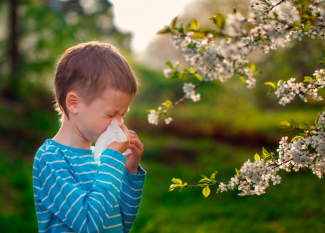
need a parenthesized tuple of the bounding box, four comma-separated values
(125, 165, 137, 175)
(124, 164, 146, 182)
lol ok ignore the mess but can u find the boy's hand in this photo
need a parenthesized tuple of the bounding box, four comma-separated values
(107, 125, 130, 154)
(124, 129, 144, 175)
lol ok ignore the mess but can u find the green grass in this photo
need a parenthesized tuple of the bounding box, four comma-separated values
(2, 134, 324, 233)
(131, 136, 325, 233)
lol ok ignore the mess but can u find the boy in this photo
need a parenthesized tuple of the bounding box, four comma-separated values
(32, 41, 146, 233)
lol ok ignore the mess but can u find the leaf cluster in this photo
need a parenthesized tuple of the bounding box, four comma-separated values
(165, 61, 202, 81)
(169, 177, 188, 192)
(197, 172, 218, 198)
(157, 15, 223, 39)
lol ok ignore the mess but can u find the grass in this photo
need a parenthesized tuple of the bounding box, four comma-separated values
(2, 134, 324, 233)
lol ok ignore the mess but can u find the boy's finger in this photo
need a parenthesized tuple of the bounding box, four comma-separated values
(129, 144, 141, 155)
(121, 124, 130, 140)
(129, 133, 143, 147)
(130, 138, 143, 149)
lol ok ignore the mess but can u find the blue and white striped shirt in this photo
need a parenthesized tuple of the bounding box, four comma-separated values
(32, 139, 146, 233)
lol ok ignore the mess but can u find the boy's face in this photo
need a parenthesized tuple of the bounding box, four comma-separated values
(75, 88, 134, 143)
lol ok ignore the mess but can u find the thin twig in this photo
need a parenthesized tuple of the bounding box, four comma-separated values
(179, 158, 294, 189)
(158, 81, 205, 116)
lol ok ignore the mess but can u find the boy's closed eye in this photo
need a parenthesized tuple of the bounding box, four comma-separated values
(106, 107, 130, 118)
(106, 114, 125, 118)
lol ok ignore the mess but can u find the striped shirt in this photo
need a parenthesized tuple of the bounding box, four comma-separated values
(32, 139, 146, 233)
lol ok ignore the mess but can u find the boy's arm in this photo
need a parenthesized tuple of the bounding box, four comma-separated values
(36, 147, 126, 233)
(119, 164, 146, 233)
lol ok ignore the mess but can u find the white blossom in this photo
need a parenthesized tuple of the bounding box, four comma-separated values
(163, 68, 172, 78)
(148, 110, 158, 125)
(164, 117, 172, 124)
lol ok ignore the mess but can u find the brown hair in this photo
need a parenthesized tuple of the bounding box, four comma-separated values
(53, 41, 138, 123)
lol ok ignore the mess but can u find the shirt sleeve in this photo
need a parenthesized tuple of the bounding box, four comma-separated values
(119, 164, 146, 233)
(37, 147, 126, 233)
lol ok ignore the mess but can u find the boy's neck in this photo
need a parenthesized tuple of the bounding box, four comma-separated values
(52, 117, 92, 150)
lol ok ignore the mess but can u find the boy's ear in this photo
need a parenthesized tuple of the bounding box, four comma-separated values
(66, 91, 80, 115)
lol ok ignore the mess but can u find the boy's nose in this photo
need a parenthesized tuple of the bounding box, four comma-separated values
(113, 116, 123, 127)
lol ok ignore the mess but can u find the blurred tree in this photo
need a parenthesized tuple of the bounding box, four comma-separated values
(0, 0, 133, 154)
(143, 0, 325, 112)
(143, 0, 249, 68)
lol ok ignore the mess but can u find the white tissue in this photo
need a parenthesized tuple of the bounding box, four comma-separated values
(94, 118, 132, 162)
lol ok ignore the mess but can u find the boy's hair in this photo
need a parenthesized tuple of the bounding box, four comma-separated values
(53, 41, 139, 123)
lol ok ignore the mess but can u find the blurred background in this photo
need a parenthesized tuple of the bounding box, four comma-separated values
(1, 0, 325, 232)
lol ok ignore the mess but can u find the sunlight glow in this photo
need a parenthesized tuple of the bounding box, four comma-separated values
(110, 0, 195, 54)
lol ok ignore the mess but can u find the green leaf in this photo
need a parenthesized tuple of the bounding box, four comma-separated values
(200, 28, 216, 34)
(191, 19, 200, 30)
(265, 90, 275, 97)
(235, 168, 240, 176)
(179, 182, 188, 192)
(171, 177, 182, 184)
(169, 184, 179, 191)
(241, 77, 245, 83)
(217, 187, 221, 193)
(250, 64, 256, 73)
(157, 26, 172, 34)
(307, 144, 317, 153)
(303, 76, 313, 82)
(293, 21, 302, 27)
(169, 71, 179, 80)
(254, 153, 260, 161)
(175, 61, 181, 68)
(189, 65, 196, 73)
(297, 132, 307, 136)
(210, 17, 217, 25)
(295, 0, 310, 5)
(262, 147, 269, 157)
(299, 123, 310, 130)
(194, 73, 203, 81)
(187, 43, 196, 49)
(233, 7, 237, 14)
(200, 46, 206, 55)
(162, 100, 172, 108)
(199, 178, 211, 183)
(215, 13, 226, 30)
(165, 61, 173, 69)
(179, 73, 187, 80)
(264, 82, 276, 89)
(178, 27, 185, 34)
(200, 174, 208, 179)
(192, 32, 205, 39)
(185, 22, 191, 31)
(203, 186, 211, 198)
(277, 121, 291, 129)
(170, 15, 179, 29)
(255, 71, 262, 77)
(303, 20, 312, 32)
(291, 136, 303, 142)
(210, 173, 216, 180)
